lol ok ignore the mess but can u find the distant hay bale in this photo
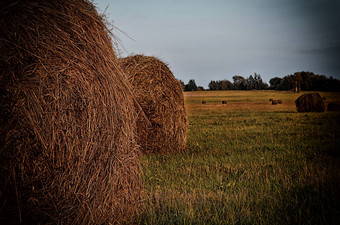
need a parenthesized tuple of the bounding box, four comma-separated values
(278, 100, 282, 104)
(327, 103, 340, 111)
(202, 100, 207, 104)
(119, 55, 187, 154)
(295, 93, 325, 112)
(272, 100, 278, 105)
(222, 100, 227, 104)
(0, 0, 142, 224)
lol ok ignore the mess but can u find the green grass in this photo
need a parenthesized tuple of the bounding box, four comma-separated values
(137, 90, 340, 225)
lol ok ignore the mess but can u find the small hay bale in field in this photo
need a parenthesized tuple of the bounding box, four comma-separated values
(119, 55, 187, 154)
(278, 100, 282, 104)
(202, 100, 207, 104)
(272, 100, 278, 105)
(222, 100, 227, 104)
(295, 93, 325, 112)
(0, 0, 142, 224)
(327, 103, 340, 111)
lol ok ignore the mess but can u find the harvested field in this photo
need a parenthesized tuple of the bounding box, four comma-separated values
(139, 90, 340, 224)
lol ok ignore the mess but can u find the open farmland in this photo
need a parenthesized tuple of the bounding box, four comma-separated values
(138, 90, 340, 224)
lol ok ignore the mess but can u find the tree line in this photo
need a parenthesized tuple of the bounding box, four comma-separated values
(269, 71, 340, 91)
(180, 71, 340, 91)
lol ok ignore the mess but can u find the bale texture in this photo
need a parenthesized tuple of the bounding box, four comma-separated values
(295, 93, 325, 112)
(119, 55, 187, 154)
(0, 0, 142, 224)
(327, 103, 340, 111)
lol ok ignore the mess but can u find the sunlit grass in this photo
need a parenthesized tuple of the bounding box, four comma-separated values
(138, 90, 340, 224)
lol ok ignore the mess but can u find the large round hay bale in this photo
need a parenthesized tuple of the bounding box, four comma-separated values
(0, 0, 142, 224)
(119, 55, 187, 154)
(327, 102, 340, 111)
(295, 93, 325, 112)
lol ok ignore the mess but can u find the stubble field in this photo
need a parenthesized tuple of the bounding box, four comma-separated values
(138, 90, 340, 224)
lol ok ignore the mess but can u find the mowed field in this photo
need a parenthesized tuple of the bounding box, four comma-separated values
(138, 90, 340, 224)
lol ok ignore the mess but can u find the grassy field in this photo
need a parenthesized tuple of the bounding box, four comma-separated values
(137, 90, 340, 224)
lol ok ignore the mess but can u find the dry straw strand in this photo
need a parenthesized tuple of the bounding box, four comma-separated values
(0, 0, 143, 224)
(119, 55, 187, 154)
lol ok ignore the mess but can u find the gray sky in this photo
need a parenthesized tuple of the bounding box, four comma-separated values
(93, 0, 340, 88)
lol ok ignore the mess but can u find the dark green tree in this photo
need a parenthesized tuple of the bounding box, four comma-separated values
(208, 80, 219, 90)
(185, 79, 198, 91)
(232, 75, 246, 90)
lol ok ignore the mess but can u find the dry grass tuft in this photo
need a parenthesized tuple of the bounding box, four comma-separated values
(295, 93, 325, 112)
(119, 55, 187, 154)
(0, 0, 143, 224)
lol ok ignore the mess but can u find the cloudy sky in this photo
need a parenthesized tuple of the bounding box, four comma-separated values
(93, 0, 340, 88)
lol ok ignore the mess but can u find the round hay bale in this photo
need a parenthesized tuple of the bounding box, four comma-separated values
(119, 55, 187, 154)
(272, 100, 278, 105)
(278, 100, 283, 104)
(327, 102, 340, 111)
(202, 100, 207, 104)
(295, 93, 325, 112)
(222, 100, 227, 104)
(0, 1, 142, 224)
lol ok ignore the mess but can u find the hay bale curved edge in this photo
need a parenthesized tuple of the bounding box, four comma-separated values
(0, 0, 143, 224)
(295, 93, 325, 112)
(119, 55, 188, 154)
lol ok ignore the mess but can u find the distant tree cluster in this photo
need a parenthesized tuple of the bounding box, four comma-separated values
(180, 71, 340, 92)
(269, 71, 340, 91)
(178, 79, 204, 91)
(209, 73, 268, 90)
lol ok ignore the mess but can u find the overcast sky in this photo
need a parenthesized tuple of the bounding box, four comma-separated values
(93, 0, 340, 88)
